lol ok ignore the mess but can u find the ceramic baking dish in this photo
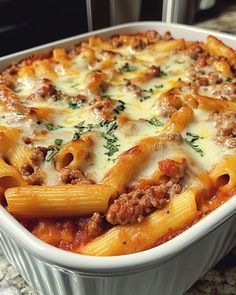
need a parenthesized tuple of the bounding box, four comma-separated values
(0, 22, 236, 295)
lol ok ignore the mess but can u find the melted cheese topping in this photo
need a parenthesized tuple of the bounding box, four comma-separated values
(0, 32, 236, 188)
(181, 109, 234, 172)
(2, 31, 236, 257)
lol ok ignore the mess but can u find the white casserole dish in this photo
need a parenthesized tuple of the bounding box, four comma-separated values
(0, 21, 236, 295)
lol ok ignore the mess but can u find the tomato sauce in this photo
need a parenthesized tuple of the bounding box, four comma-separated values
(153, 211, 203, 248)
(17, 187, 236, 254)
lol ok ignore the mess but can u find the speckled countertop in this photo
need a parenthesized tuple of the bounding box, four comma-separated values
(0, 3, 236, 295)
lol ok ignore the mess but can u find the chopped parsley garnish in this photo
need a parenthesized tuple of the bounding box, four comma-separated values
(103, 132, 119, 157)
(142, 88, 153, 94)
(113, 100, 126, 114)
(140, 88, 154, 101)
(55, 139, 63, 146)
(155, 84, 164, 89)
(74, 121, 99, 135)
(16, 112, 24, 117)
(101, 120, 118, 133)
(72, 131, 81, 140)
(45, 123, 63, 131)
(14, 88, 23, 93)
(148, 118, 164, 127)
(224, 77, 233, 83)
(175, 59, 185, 64)
(160, 70, 168, 76)
(73, 120, 120, 160)
(184, 132, 204, 157)
(68, 99, 84, 110)
(190, 54, 198, 60)
(121, 63, 137, 73)
(45, 147, 59, 162)
(101, 121, 120, 158)
(0, 115, 6, 119)
(70, 83, 80, 88)
(142, 96, 151, 101)
(101, 95, 113, 99)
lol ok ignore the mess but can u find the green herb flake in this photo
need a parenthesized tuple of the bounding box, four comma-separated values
(45, 148, 59, 162)
(70, 83, 80, 89)
(190, 54, 198, 60)
(142, 88, 153, 94)
(184, 132, 204, 157)
(143, 96, 151, 100)
(175, 59, 185, 64)
(101, 120, 120, 158)
(16, 112, 24, 117)
(103, 120, 118, 133)
(155, 84, 164, 89)
(0, 115, 6, 119)
(224, 77, 233, 83)
(68, 99, 84, 110)
(113, 100, 126, 114)
(73, 119, 120, 159)
(108, 157, 117, 163)
(148, 118, 164, 127)
(121, 63, 137, 73)
(141, 88, 153, 101)
(74, 121, 99, 135)
(45, 123, 63, 131)
(160, 70, 168, 76)
(14, 88, 23, 93)
(55, 139, 63, 146)
(101, 95, 113, 99)
(72, 131, 81, 140)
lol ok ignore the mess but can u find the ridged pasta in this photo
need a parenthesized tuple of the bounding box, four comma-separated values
(0, 29, 235, 256)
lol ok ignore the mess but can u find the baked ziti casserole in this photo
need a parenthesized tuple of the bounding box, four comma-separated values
(0, 30, 236, 256)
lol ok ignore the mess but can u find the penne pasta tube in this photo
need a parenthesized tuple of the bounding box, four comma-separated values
(52, 48, 69, 63)
(33, 59, 57, 79)
(80, 188, 198, 256)
(150, 39, 185, 53)
(102, 136, 160, 194)
(7, 144, 34, 172)
(210, 154, 236, 191)
(0, 157, 25, 187)
(18, 65, 35, 77)
(192, 94, 236, 112)
(54, 137, 93, 170)
(80, 46, 96, 64)
(85, 71, 107, 95)
(5, 184, 117, 217)
(0, 127, 33, 171)
(162, 106, 194, 133)
(212, 60, 233, 78)
(159, 91, 236, 113)
(0, 157, 25, 203)
(88, 36, 112, 50)
(206, 35, 235, 60)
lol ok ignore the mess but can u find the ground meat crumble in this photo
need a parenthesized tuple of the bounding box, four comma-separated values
(106, 158, 187, 225)
(60, 167, 86, 184)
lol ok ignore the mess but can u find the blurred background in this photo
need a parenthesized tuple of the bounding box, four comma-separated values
(0, 0, 235, 57)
